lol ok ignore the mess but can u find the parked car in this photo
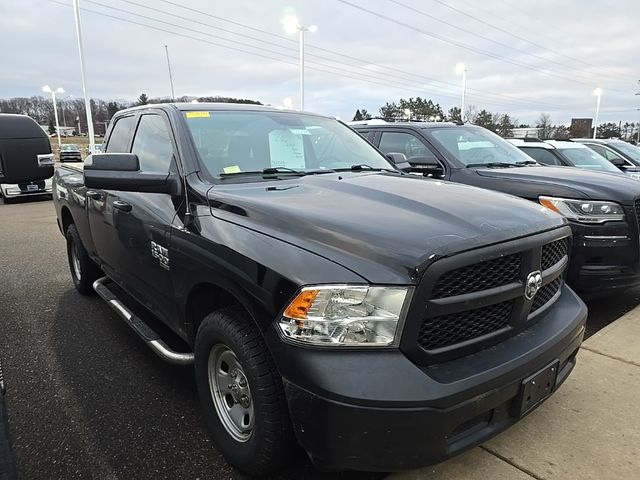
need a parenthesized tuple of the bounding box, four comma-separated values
(573, 138, 640, 172)
(353, 122, 640, 294)
(87, 143, 103, 155)
(507, 138, 639, 178)
(0, 360, 17, 480)
(52, 103, 587, 475)
(0, 114, 54, 202)
(59, 144, 82, 162)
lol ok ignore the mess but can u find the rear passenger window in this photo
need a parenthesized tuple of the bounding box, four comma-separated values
(520, 147, 560, 165)
(131, 114, 174, 173)
(105, 115, 136, 153)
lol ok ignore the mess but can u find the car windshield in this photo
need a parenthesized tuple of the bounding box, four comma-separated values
(425, 126, 534, 166)
(61, 144, 79, 150)
(610, 141, 640, 162)
(183, 110, 394, 178)
(558, 147, 621, 173)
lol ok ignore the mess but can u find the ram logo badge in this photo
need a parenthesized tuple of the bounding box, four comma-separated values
(151, 241, 170, 270)
(525, 270, 543, 300)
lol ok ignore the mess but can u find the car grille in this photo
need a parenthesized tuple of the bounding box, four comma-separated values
(541, 238, 568, 271)
(530, 277, 562, 313)
(431, 254, 521, 299)
(418, 300, 514, 350)
(410, 232, 570, 363)
(18, 180, 45, 192)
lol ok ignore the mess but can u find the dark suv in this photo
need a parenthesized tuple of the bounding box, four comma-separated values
(354, 122, 640, 294)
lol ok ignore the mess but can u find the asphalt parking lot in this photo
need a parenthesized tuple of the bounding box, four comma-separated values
(0, 196, 637, 480)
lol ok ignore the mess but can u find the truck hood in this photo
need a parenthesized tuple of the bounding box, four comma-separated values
(207, 172, 565, 284)
(475, 165, 640, 203)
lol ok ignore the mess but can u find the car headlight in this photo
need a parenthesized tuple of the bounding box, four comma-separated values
(539, 196, 625, 223)
(278, 285, 411, 347)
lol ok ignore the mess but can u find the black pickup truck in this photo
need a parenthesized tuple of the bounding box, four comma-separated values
(52, 103, 586, 475)
(354, 122, 640, 294)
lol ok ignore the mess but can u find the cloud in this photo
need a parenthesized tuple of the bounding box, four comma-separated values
(1, 0, 638, 124)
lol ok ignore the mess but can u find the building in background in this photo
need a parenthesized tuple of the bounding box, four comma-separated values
(511, 127, 541, 138)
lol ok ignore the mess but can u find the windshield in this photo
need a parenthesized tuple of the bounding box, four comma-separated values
(183, 110, 394, 177)
(558, 147, 621, 173)
(61, 144, 78, 151)
(425, 126, 534, 166)
(610, 141, 640, 162)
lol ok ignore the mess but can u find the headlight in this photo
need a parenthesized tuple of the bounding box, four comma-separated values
(539, 196, 625, 223)
(278, 285, 411, 347)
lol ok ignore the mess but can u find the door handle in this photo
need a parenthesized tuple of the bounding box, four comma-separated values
(86, 190, 102, 200)
(113, 200, 132, 212)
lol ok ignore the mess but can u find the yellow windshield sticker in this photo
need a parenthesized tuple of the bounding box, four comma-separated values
(223, 165, 241, 174)
(185, 111, 210, 118)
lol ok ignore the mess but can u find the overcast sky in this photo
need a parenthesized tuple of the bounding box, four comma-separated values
(1, 0, 639, 124)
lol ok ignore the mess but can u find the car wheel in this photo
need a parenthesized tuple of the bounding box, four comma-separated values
(65, 223, 102, 295)
(195, 306, 296, 476)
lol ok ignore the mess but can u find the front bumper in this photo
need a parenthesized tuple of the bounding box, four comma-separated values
(269, 284, 586, 471)
(1, 182, 52, 199)
(567, 217, 640, 293)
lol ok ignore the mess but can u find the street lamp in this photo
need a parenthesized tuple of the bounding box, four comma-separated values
(282, 15, 317, 111)
(593, 87, 603, 139)
(60, 94, 73, 127)
(454, 63, 467, 122)
(42, 85, 64, 150)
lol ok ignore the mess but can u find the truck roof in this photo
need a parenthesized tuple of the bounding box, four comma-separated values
(352, 121, 460, 129)
(118, 102, 325, 116)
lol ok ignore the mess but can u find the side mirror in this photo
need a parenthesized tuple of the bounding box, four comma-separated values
(609, 157, 626, 168)
(84, 153, 180, 195)
(0, 114, 54, 184)
(385, 152, 408, 165)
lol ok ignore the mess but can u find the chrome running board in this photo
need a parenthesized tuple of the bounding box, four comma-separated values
(93, 277, 194, 366)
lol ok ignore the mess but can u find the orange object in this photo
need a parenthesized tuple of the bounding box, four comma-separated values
(539, 198, 560, 214)
(284, 289, 320, 320)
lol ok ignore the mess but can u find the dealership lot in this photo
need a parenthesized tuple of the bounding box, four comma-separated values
(0, 197, 638, 479)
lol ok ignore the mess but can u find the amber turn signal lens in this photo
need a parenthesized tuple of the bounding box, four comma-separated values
(539, 198, 560, 214)
(283, 289, 319, 320)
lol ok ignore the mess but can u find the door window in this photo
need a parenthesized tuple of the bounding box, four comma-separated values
(131, 115, 174, 172)
(520, 147, 561, 165)
(105, 115, 136, 153)
(378, 132, 437, 162)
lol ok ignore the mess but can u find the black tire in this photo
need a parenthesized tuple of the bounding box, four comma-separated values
(194, 306, 296, 476)
(65, 223, 102, 294)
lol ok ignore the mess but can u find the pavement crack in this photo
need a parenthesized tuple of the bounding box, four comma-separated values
(580, 346, 640, 368)
(480, 446, 545, 480)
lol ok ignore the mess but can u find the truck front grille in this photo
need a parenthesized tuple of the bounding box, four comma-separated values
(431, 254, 521, 299)
(541, 238, 568, 271)
(408, 230, 571, 364)
(530, 277, 562, 313)
(418, 300, 513, 350)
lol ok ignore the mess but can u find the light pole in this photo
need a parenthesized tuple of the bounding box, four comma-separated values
(42, 85, 64, 150)
(593, 87, 603, 139)
(72, 0, 95, 155)
(282, 15, 317, 111)
(60, 94, 73, 127)
(455, 63, 467, 122)
(165, 45, 176, 101)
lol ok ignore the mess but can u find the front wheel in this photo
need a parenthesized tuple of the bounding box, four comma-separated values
(194, 306, 296, 476)
(65, 223, 102, 294)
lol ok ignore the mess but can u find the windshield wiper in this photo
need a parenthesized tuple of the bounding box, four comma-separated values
(220, 167, 336, 178)
(334, 164, 398, 173)
(515, 160, 538, 165)
(465, 162, 518, 169)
